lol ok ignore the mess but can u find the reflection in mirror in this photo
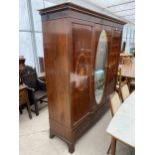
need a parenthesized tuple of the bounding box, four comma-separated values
(94, 30, 108, 104)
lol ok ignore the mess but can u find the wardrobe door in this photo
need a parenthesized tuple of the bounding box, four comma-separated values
(71, 20, 94, 126)
(92, 24, 112, 109)
(106, 28, 122, 95)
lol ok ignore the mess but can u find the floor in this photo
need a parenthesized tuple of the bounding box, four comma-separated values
(19, 103, 134, 155)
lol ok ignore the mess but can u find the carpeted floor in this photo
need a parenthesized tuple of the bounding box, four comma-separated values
(19, 104, 134, 155)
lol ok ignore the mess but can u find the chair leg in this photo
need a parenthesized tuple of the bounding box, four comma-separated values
(26, 104, 32, 119)
(107, 143, 111, 154)
(19, 107, 23, 114)
(34, 101, 39, 116)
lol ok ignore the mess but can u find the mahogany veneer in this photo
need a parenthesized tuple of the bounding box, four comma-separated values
(39, 2, 125, 153)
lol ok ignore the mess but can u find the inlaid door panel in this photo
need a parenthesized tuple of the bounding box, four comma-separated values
(71, 21, 94, 125)
(106, 29, 122, 95)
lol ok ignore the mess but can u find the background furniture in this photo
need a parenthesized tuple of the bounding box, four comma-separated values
(19, 84, 32, 119)
(122, 57, 132, 65)
(120, 84, 130, 101)
(107, 92, 122, 154)
(107, 91, 135, 155)
(119, 64, 135, 79)
(130, 79, 135, 92)
(109, 92, 122, 117)
(38, 57, 45, 73)
(20, 66, 47, 116)
(120, 52, 134, 65)
(119, 63, 135, 92)
(39, 2, 125, 153)
(38, 72, 46, 81)
(116, 67, 128, 99)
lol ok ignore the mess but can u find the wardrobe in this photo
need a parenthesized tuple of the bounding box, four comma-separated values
(39, 2, 125, 153)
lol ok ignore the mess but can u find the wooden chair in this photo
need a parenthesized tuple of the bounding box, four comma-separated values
(20, 65, 47, 116)
(116, 67, 122, 94)
(109, 92, 122, 117)
(19, 84, 32, 119)
(120, 84, 130, 101)
(107, 92, 122, 154)
(116, 67, 128, 100)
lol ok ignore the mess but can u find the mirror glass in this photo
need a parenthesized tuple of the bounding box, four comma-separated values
(94, 30, 108, 104)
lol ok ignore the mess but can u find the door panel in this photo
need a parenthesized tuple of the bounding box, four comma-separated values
(106, 29, 122, 95)
(92, 24, 112, 109)
(71, 21, 94, 125)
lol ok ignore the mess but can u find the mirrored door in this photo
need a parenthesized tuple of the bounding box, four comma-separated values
(94, 30, 108, 104)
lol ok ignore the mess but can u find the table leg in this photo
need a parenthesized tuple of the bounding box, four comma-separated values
(107, 143, 111, 154)
(111, 137, 116, 155)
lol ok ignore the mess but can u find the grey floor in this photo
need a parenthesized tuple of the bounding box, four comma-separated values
(19, 104, 134, 155)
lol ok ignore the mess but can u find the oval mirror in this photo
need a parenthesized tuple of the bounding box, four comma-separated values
(94, 30, 108, 104)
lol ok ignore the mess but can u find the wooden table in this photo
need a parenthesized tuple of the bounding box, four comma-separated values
(120, 52, 134, 64)
(107, 92, 135, 155)
(19, 84, 32, 119)
(120, 52, 133, 57)
(119, 63, 135, 79)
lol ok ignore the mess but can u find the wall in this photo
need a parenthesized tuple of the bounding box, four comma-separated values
(19, 0, 55, 72)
